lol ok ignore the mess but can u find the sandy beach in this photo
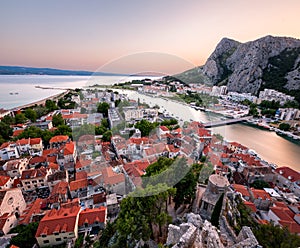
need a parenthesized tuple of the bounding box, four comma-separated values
(9, 90, 69, 111)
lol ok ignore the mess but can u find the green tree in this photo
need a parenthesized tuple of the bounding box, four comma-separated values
(54, 124, 72, 137)
(1, 115, 15, 125)
(135, 119, 156, 137)
(173, 164, 198, 208)
(251, 180, 270, 189)
(52, 113, 64, 127)
(9, 222, 39, 248)
(0, 121, 13, 140)
(101, 118, 110, 129)
(211, 193, 224, 228)
(279, 122, 290, 131)
(97, 102, 110, 117)
(24, 108, 37, 122)
(102, 130, 112, 142)
(45, 99, 58, 111)
(18, 126, 43, 139)
(117, 184, 175, 244)
(15, 113, 27, 124)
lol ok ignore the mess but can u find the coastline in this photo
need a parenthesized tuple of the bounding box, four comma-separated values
(9, 90, 69, 111)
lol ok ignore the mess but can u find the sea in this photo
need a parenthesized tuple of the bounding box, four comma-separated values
(0, 74, 147, 110)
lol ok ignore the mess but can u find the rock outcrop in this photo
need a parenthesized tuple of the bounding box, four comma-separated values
(177, 35, 300, 97)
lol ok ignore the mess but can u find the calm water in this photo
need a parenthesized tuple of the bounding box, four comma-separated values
(0, 75, 145, 109)
(1, 76, 299, 171)
(119, 89, 300, 171)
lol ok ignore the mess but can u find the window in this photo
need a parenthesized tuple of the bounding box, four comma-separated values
(54, 232, 59, 236)
(55, 238, 62, 242)
(43, 240, 49, 244)
(203, 202, 208, 210)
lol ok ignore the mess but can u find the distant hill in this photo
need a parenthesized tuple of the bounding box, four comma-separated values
(0, 65, 127, 76)
(175, 35, 300, 104)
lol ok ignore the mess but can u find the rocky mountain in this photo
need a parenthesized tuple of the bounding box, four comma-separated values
(176, 35, 300, 101)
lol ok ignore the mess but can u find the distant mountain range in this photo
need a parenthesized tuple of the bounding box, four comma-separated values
(0, 66, 127, 76)
(175, 35, 300, 104)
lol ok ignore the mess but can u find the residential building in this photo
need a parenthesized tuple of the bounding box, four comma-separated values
(78, 206, 107, 233)
(21, 167, 52, 191)
(0, 142, 20, 161)
(35, 203, 81, 247)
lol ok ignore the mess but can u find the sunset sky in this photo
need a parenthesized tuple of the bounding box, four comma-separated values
(1, 0, 299, 75)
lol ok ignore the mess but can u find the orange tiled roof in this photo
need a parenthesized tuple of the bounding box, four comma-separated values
(12, 129, 24, 137)
(49, 135, 69, 144)
(78, 206, 106, 226)
(244, 201, 257, 212)
(0, 175, 10, 186)
(232, 184, 251, 197)
(275, 166, 300, 182)
(102, 166, 125, 186)
(35, 204, 80, 237)
(19, 198, 44, 225)
(251, 188, 271, 200)
(64, 141, 75, 155)
(69, 178, 88, 191)
(21, 167, 47, 180)
(30, 138, 42, 145)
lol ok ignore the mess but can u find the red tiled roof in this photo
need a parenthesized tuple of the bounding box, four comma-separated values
(62, 113, 88, 120)
(19, 198, 44, 225)
(229, 141, 248, 150)
(76, 171, 87, 180)
(160, 126, 169, 132)
(16, 138, 29, 146)
(51, 181, 69, 196)
(21, 167, 47, 180)
(35, 204, 80, 237)
(251, 188, 271, 200)
(0, 175, 10, 186)
(75, 160, 91, 169)
(30, 138, 42, 145)
(69, 178, 87, 191)
(64, 141, 75, 155)
(275, 166, 300, 182)
(167, 144, 180, 153)
(78, 206, 106, 226)
(12, 129, 23, 137)
(30, 156, 47, 165)
(198, 128, 211, 137)
(232, 184, 251, 197)
(102, 166, 125, 186)
(49, 135, 69, 144)
(49, 162, 59, 170)
(244, 201, 257, 212)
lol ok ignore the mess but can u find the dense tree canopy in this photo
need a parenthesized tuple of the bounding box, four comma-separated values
(15, 113, 27, 124)
(135, 119, 157, 137)
(97, 102, 110, 117)
(9, 222, 39, 248)
(24, 108, 37, 122)
(52, 113, 64, 127)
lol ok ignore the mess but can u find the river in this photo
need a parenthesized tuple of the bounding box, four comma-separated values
(117, 89, 300, 171)
(0, 75, 299, 171)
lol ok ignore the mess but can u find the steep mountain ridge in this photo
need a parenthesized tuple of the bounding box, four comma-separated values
(176, 35, 300, 102)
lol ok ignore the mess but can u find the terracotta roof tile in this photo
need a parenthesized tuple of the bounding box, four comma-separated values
(35, 204, 80, 237)
(78, 206, 106, 226)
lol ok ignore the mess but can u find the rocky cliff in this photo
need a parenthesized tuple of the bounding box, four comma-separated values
(176, 35, 300, 98)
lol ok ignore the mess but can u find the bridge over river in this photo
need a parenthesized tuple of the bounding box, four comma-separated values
(203, 116, 252, 128)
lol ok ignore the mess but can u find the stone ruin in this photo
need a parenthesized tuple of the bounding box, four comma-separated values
(166, 212, 260, 248)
